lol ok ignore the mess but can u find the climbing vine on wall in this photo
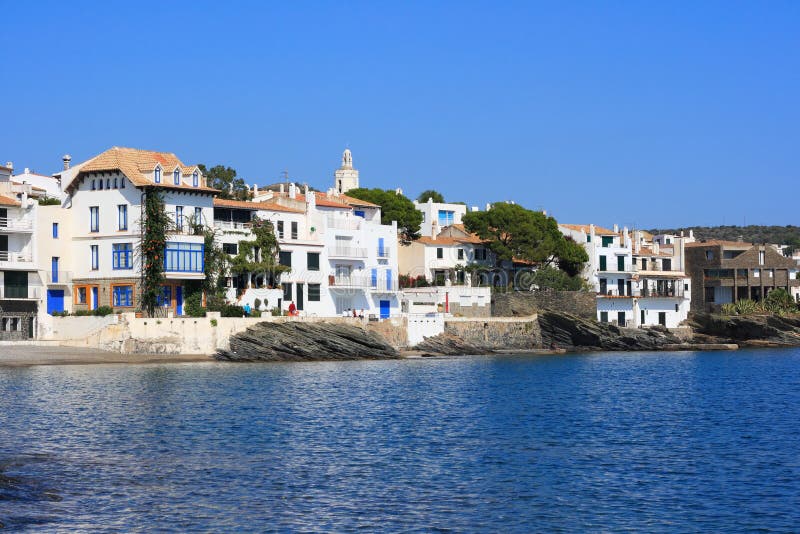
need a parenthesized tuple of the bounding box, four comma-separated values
(140, 188, 169, 316)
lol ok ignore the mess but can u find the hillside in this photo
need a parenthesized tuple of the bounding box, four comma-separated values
(647, 225, 800, 247)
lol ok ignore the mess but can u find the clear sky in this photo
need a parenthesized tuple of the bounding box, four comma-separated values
(2, 1, 798, 229)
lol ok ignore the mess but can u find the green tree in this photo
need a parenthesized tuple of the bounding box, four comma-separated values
(198, 164, 252, 200)
(140, 189, 169, 316)
(229, 217, 288, 286)
(463, 202, 588, 272)
(527, 266, 586, 291)
(416, 189, 444, 203)
(345, 188, 423, 241)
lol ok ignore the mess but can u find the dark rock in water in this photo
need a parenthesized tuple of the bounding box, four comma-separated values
(537, 311, 682, 351)
(413, 333, 493, 356)
(689, 313, 800, 346)
(216, 321, 400, 362)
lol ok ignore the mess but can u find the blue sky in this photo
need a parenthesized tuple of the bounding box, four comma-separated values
(1, 1, 798, 228)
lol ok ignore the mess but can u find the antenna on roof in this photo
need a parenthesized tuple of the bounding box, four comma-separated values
(282, 169, 289, 184)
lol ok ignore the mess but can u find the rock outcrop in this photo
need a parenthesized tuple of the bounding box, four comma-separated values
(216, 321, 400, 362)
(689, 313, 800, 346)
(537, 311, 683, 351)
(413, 332, 494, 356)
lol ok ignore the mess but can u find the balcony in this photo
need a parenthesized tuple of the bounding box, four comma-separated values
(214, 220, 252, 232)
(0, 251, 34, 267)
(598, 286, 686, 298)
(0, 286, 41, 299)
(377, 247, 390, 259)
(329, 247, 368, 259)
(0, 217, 34, 232)
(327, 216, 362, 231)
(45, 271, 73, 284)
(329, 275, 399, 292)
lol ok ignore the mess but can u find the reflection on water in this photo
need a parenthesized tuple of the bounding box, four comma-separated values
(1, 350, 800, 531)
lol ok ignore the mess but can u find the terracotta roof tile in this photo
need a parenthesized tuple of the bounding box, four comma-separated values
(213, 197, 305, 214)
(0, 194, 20, 207)
(684, 240, 752, 248)
(560, 223, 618, 236)
(67, 147, 218, 193)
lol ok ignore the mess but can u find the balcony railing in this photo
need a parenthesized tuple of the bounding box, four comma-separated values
(0, 251, 34, 264)
(214, 220, 253, 231)
(377, 248, 390, 259)
(329, 247, 368, 259)
(0, 217, 34, 231)
(0, 286, 41, 299)
(46, 271, 73, 284)
(329, 275, 399, 291)
(598, 286, 686, 298)
(327, 216, 362, 230)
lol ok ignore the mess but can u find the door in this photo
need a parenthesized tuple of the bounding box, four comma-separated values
(617, 311, 626, 327)
(641, 310, 645, 325)
(617, 256, 625, 271)
(599, 278, 607, 294)
(91, 286, 98, 310)
(378, 237, 385, 257)
(617, 279, 625, 296)
(658, 312, 667, 326)
(47, 289, 65, 314)
(176, 286, 183, 315)
(379, 300, 390, 319)
(296, 283, 304, 311)
(599, 255, 607, 271)
(0, 208, 6, 228)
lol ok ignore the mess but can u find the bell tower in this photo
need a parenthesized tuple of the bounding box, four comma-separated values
(334, 148, 359, 193)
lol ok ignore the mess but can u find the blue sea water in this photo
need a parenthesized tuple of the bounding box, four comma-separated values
(1, 349, 799, 532)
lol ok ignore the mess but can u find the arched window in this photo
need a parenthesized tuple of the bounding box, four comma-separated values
(154, 167, 161, 183)
(192, 171, 199, 187)
(173, 169, 180, 185)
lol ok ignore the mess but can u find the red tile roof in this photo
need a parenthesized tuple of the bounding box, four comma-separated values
(0, 194, 20, 207)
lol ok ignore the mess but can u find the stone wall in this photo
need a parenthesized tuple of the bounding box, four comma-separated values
(444, 316, 541, 350)
(492, 290, 595, 319)
(0, 299, 37, 341)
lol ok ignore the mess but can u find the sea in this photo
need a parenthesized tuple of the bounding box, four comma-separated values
(1, 348, 799, 532)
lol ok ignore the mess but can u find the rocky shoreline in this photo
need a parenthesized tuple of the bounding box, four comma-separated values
(217, 312, 800, 362)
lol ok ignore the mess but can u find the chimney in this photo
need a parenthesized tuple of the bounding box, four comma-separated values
(634, 230, 641, 254)
(4, 162, 12, 170)
(613, 224, 619, 233)
(24, 167, 30, 174)
(279, 183, 284, 194)
(252, 184, 258, 195)
(737, 235, 744, 242)
(288, 182, 297, 199)
(689, 229, 694, 238)
(304, 184, 309, 196)
(62, 154, 71, 170)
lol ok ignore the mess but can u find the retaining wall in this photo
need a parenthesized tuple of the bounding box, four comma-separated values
(492, 290, 595, 319)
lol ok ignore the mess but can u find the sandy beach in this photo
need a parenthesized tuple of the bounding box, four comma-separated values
(0, 346, 214, 367)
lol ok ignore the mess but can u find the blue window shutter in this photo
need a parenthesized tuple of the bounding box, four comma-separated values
(386, 269, 392, 290)
(371, 268, 377, 287)
(378, 238, 384, 256)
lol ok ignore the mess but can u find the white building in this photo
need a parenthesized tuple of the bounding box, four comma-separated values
(60, 147, 216, 315)
(560, 223, 692, 328)
(12, 166, 64, 200)
(0, 163, 42, 339)
(413, 198, 468, 240)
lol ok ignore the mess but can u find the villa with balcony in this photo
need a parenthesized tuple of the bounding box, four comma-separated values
(60, 147, 217, 315)
(560, 223, 692, 328)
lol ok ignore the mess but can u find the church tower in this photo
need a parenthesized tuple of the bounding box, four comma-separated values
(334, 148, 359, 194)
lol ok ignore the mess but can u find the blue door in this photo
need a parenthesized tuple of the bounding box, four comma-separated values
(91, 287, 98, 310)
(47, 289, 64, 314)
(176, 286, 183, 316)
(378, 237, 385, 257)
(379, 300, 390, 319)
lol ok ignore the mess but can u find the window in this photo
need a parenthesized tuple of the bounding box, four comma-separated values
(279, 251, 292, 267)
(617, 256, 625, 271)
(118, 205, 128, 231)
(98, 179, 103, 190)
(4, 271, 27, 298)
(768, 269, 774, 278)
(91, 179, 96, 190)
(90, 206, 99, 232)
(291, 221, 298, 239)
(308, 284, 321, 302)
(51, 257, 59, 283)
(192, 171, 199, 187)
(75, 286, 87, 304)
(705, 250, 714, 260)
(223, 243, 238, 255)
(759, 250, 765, 265)
(737, 269, 748, 277)
(173, 169, 181, 185)
(438, 210, 455, 227)
(120, 177, 125, 189)
(158, 286, 172, 307)
(753, 268, 761, 278)
(436, 248, 444, 259)
(475, 248, 486, 261)
(705, 287, 715, 302)
(354, 210, 365, 218)
(164, 242, 204, 272)
(600, 311, 608, 323)
(307, 252, 320, 271)
(112, 285, 134, 307)
(175, 206, 183, 231)
(282, 283, 292, 302)
(194, 207, 203, 226)
(91, 245, 99, 270)
(277, 221, 284, 239)
(114, 178, 118, 188)
(52, 222, 58, 238)
(112, 243, 133, 269)
(599, 255, 607, 271)
(106, 178, 110, 189)
(154, 167, 161, 183)
(601, 236, 614, 248)
(458, 249, 464, 260)
(586, 234, 591, 243)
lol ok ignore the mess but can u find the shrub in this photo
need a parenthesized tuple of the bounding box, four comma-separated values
(735, 299, 758, 315)
(764, 288, 795, 314)
(51, 310, 70, 317)
(251, 309, 262, 318)
(221, 305, 245, 317)
(94, 306, 114, 316)
(720, 303, 737, 316)
(210, 318, 218, 327)
(270, 307, 282, 316)
(253, 298, 262, 310)
(73, 309, 94, 316)
(184, 292, 205, 317)
(38, 197, 61, 206)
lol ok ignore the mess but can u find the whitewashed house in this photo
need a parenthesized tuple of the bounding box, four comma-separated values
(560, 223, 692, 328)
(61, 147, 216, 315)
